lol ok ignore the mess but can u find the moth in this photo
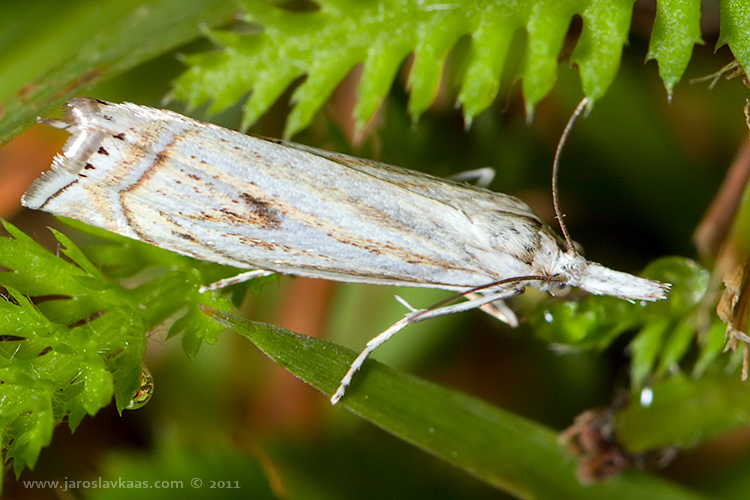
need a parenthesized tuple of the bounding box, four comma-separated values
(22, 98, 669, 404)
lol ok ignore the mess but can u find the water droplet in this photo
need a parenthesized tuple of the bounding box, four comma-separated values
(544, 311, 554, 323)
(126, 365, 154, 410)
(639, 387, 653, 408)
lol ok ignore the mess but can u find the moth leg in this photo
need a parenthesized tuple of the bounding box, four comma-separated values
(448, 167, 495, 188)
(199, 269, 275, 293)
(465, 293, 519, 327)
(393, 295, 418, 312)
(330, 289, 519, 405)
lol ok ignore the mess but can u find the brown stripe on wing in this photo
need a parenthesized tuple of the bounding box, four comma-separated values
(119, 136, 180, 244)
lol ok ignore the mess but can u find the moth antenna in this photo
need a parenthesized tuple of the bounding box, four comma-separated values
(552, 97, 590, 253)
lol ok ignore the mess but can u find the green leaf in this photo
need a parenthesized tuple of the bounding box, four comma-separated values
(646, 0, 703, 98)
(208, 308, 709, 499)
(630, 318, 671, 390)
(174, 0, 648, 137)
(655, 315, 697, 377)
(616, 370, 750, 453)
(4, 382, 55, 475)
(172, 0, 747, 136)
(0, 220, 235, 479)
(693, 320, 729, 378)
(572, 0, 636, 105)
(521, 1, 579, 118)
(455, 12, 517, 128)
(718, 0, 750, 74)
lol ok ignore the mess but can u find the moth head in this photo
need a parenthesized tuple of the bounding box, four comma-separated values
(544, 250, 668, 302)
(548, 249, 588, 286)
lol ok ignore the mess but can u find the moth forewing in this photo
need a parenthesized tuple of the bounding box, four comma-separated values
(21, 98, 670, 407)
(25, 99, 534, 290)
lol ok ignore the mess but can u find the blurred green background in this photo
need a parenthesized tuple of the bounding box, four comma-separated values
(2, 0, 750, 499)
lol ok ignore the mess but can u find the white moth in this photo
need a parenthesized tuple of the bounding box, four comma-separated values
(22, 98, 669, 405)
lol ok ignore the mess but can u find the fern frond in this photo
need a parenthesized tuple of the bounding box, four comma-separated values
(0, 220, 236, 476)
(173, 0, 713, 137)
(646, 0, 702, 98)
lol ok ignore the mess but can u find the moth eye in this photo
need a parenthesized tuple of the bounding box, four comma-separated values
(549, 282, 572, 297)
